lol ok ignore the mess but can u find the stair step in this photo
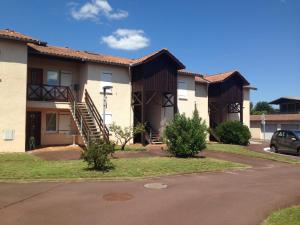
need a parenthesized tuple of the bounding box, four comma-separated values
(151, 141, 163, 144)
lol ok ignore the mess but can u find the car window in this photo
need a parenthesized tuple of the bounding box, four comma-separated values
(277, 131, 284, 138)
(294, 131, 300, 138)
(286, 132, 296, 140)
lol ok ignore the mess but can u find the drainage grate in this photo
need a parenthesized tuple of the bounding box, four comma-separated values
(103, 192, 134, 202)
(144, 183, 168, 190)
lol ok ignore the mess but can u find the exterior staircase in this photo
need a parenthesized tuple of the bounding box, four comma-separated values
(145, 122, 163, 145)
(68, 89, 109, 147)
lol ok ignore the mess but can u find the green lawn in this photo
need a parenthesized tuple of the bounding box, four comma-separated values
(207, 143, 300, 164)
(0, 153, 247, 181)
(262, 205, 300, 225)
(114, 144, 146, 152)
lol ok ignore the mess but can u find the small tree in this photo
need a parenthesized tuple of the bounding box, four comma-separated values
(164, 109, 207, 158)
(82, 139, 115, 171)
(109, 122, 145, 150)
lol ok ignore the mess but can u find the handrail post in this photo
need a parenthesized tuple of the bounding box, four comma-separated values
(73, 101, 76, 115)
(80, 115, 83, 133)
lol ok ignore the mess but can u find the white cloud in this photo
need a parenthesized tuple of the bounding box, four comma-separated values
(102, 29, 150, 51)
(70, 0, 128, 21)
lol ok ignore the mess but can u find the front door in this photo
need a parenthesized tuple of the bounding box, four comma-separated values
(26, 112, 41, 150)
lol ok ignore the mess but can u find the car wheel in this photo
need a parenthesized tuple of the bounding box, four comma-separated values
(271, 145, 278, 153)
(297, 148, 300, 157)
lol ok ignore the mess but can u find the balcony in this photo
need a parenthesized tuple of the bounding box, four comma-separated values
(27, 84, 73, 102)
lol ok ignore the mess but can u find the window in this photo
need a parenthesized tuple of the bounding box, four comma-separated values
(60, 71, 72, 87)
(100, 72, 112, 93)
(47, 71, 59, 86)
(178, 80, 187, 99)
(46, 113, 57, 132)
(58, 113, 71, 134)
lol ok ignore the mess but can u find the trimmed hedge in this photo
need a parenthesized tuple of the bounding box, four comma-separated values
(215, 121, 251, 146)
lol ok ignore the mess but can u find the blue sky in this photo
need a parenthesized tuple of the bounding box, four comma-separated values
(1, 0, 299, 104)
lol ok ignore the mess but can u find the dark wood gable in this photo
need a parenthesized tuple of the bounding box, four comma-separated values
(208, 72, 247, 128)
(131, 51, 185, 144)
(131, 53, 180, 93)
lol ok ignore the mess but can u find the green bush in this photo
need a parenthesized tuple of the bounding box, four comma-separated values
(164, 109, 207, 157)
(215, 121, 251, 146)
(82, 140, 115, 171)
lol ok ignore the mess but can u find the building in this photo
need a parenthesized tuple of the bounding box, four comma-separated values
(0, 29, 253, 152)
(250, 97, 300, 140)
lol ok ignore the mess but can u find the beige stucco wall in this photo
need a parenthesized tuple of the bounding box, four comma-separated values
(177, 74, 196, 118)
(243, 88, 250, 127)
(195, 83, 209, 127)
(250, 121, 262, 139)
(0, 40, 28, 152)
(83, 63, 133, 143)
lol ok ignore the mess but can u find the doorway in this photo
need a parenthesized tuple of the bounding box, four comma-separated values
(26, 112, 41, 150)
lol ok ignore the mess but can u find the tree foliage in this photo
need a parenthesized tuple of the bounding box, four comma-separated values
(251, 101, 275, 115)
(109, 122, 145, 150)
(164, 109, 207, 158)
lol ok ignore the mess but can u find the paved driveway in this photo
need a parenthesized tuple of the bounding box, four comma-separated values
(0, 158, 300, 225)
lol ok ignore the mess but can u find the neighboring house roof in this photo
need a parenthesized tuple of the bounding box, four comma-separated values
(269, 97, 300, 105)
(250, 114, 300, 122)
(204, 70, 250, 85)
(0, 29, 46, 45)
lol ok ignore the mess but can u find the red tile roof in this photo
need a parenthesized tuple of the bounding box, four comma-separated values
(251, 114, 300, 122)
(204, 70, 250, 85)
(0, 29, 45, 44)
(204, 71, 237, 83)
(28, 43, 133, 66)
(131, 48, 185, 69)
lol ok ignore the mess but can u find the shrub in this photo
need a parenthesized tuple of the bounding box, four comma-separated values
(215, 121, 251, 146)
(164, 109, 207, 157)
(82, 139, 115, 171)
(109, 122, 145, 150)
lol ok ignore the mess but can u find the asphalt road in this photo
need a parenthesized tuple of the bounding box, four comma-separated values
(1, 156, 300, 225)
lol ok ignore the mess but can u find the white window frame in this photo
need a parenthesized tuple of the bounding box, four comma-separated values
(45, 112, 58, 133)
(100, 72, 113, 94)
(178, 80, 188, 100)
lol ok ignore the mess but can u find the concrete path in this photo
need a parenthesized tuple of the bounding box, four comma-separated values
(1, 159, 300, 225)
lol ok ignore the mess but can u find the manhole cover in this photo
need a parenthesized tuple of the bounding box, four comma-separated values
(103, 192, 134, 202)
(144, 183, 168, 189)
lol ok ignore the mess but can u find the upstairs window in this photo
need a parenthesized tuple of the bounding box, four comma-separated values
(178, 80, 187, 100)
(47, 71, 59, 86)
(100, 72, 112, 94)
